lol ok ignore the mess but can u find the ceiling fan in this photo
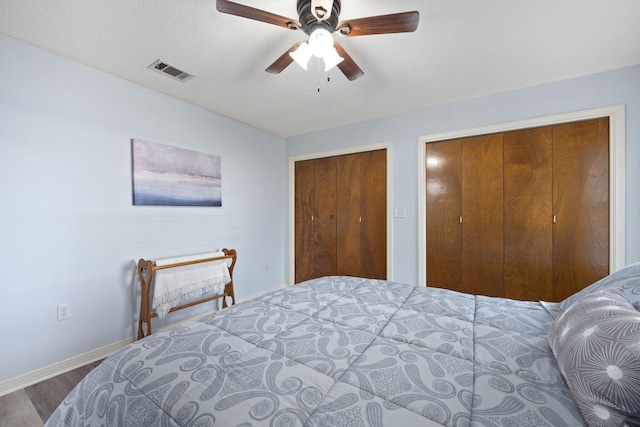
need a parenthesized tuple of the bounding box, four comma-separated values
(216, 0, 419, 81)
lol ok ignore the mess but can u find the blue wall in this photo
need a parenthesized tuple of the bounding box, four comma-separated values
(0, 34, 288, 383)
(286, 65, 640, 286)
(2, 29, 639, 384)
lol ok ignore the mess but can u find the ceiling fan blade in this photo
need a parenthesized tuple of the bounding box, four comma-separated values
(216, 0, 301, 30)
(334, 42, 364, 81)
(337, 11, 419, 37)
(265, 42, 304, 74)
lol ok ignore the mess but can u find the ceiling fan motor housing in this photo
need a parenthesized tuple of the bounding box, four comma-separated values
(297, 0, 341, 34)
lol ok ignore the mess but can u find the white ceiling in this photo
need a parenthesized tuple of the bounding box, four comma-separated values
(2, 0, 640, 137)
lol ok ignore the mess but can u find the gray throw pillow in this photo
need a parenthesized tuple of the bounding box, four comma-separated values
(547, 287, 640, 427)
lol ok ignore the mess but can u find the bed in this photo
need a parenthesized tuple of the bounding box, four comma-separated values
(45, 263, 640, 427)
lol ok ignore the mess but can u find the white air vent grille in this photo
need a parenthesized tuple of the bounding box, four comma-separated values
(148, 60, 194, 82)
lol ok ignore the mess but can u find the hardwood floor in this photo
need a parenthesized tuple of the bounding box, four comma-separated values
(0, 389, 42, 427)
(0, 360, 103, 427)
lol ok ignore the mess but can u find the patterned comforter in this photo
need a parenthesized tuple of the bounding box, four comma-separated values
(45, 268, 640, 426)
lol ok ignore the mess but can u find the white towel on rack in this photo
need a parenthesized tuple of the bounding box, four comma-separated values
(152, 251, 231, 319)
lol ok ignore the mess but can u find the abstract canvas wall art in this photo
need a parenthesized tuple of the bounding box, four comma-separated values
(132, 139, 222, 206)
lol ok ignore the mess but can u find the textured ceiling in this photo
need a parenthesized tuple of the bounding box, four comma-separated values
(1, 0, 640, 137)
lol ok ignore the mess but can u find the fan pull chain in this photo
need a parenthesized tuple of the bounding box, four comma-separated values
(316, 58, 332, 93)
(317, 57, 321, 92)
(318, 75, 331, 92)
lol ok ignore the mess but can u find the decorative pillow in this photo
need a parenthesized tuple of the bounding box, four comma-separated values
(547, 288, 640, 427)
(556, 262, 640, 317)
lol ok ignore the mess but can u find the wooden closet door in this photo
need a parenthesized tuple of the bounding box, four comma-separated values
(294, 157, 338, 283)
(295, 150, 387, 283)
(503, 127, 554, 301)
(461, 134, 504, 297)
(313, 157, 338, 279)
(553, 118, 609, 300)
(337, 150, 387, 279)
(426, 140, 463, 291)
(295, 160, 316, 283)
(337, 153, 362, 276)
(359, 149, 387, 279)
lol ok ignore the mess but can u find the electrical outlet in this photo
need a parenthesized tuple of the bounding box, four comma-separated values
(259, 262, 269, 271)
(57, 303, 71, 321)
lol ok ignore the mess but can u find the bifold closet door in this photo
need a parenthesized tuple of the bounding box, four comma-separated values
(552, 118, 609, 301)
(336, 150, 387, 279)
(294, 157, 337, 283)
(295, 159, 315, 283)
(358, 149, 387, 279)
(336, 153, 362, 276)
(295, 150, 387, 283)
(426, 140, 463, 291)
(503, 127, 554, 301)
(426, 118, 609, 300)
(461, 134, 504, 297)
(426, 134, 503, 296)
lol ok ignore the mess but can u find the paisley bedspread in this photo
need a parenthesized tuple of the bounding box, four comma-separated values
(46, 274, 630, 427)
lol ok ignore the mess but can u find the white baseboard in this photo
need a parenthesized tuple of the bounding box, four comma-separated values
(0, 337, 134, 397)
(0, 283, 288, 397)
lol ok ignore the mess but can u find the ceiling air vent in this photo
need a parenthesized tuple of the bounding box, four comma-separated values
(148, 60, 194, 82)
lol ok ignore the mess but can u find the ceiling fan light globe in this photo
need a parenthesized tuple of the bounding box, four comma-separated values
(323, 47, 344, 72)
(309, 28, 334, 58)
(289, 42, 312, 70)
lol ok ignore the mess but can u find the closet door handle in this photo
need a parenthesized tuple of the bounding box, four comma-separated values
(553, 215, 557, 224)
(459, 216, 463, 224)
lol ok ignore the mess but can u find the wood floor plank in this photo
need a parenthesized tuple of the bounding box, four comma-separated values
(25, 359, 104, 423)
(0, 389, 43, 427)
(25, 372, 82, 422)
